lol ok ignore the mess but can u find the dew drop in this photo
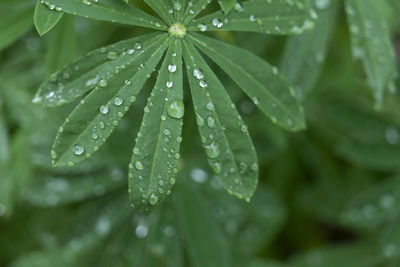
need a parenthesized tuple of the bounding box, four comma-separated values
(100, 105, 109, 114)
(114, 97, 123, 106)
(167, 99, 185, 119)
(73, 144, 84, 155)
(168, 64, 177, 73)
(135, 161, 144, 170)
(149, 193, 158, 206)
(193, 68, 204, 79)
(205, 141, 220, 158)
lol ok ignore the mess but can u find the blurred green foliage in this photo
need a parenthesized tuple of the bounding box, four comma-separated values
(1, 0, 400, 266)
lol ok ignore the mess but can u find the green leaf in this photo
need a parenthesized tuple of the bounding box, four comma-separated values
(183, 39, 258, 200)
(381, 216, 400, 262)
(41, 0, 167, 30)
(34, 32, 161, 107)
(175, 181, 231, 267)
(0, 4, 34, 50)
(188, 0, 316, 35)
(345, 0, 397, 107)
(218, 0, 236, 14)
(128, 37, 183, 211)
(144, 0, 173, 25)
(33, 0, 63, 36)
(189, 33, 306, 131)
(280, 0, 338, 97)
(45, 15, 77, 75)
(51, 33, 169, 167)
(341, 175, 400, 229)
(182, 0, 212, 25)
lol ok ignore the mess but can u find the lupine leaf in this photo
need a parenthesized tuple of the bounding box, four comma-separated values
(183, 39, 258, 200)
(182, 0, 213, 25)
(144, 0, 173, 25)
(189, 33, 306, 131)
(40, 0, 167, 30)
(0, 4, 34, 50)
(33, 0, 63, 36)
(175, 181, 231, 267)
(280, 0, 338, 97)
(171, 0, 186, 22)
(345, 0, 397, 107)
(341, 175, 400, 229)
(51, 33, 169, 167)
(24, 168, 125, 207)
(45, 15, 77, 75)
(129, 37, 183, 211)
(188, 0, 316, 35)
(34, 32, 161, 107)
(218, 0, 236, 14)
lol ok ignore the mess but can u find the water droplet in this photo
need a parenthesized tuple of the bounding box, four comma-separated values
(207, 116, 215, 127)
(193, 68, 204, 79)
(205, 141, 220, 158)
(99, 79, 108, 87)
(107, 51, 118, 60)
(167, 99, 185, 119)
(196, 113, 204, 126)
(149, 193, 158, 205)
(73, 144, 84, 155)
(168, 64, 177, 73)
(199, 80, 208, 88)
(100, 105, 109, 114)
(135, 161, 144, 170)
(166, 81, 173, 88)
(198, 24, 207, 31)
(114, 97, 123, 106)
(212, 18, 223, 28)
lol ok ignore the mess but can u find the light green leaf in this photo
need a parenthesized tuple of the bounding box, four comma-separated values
(0, 4, 34, 50)
(218, 0, 236, 14)
(34, 32, 160, 107)
(45, 15, 77, 75)
(188, 0, 316, 35)
(34, 0, 63, 36)
(129, 37, 183, 211)
(51, 33, 169, 167)
(345, 0, 397, 107)
(183, 39, 258, 200)
(341, 175, 400, 229)
(175, 181, 231, 267)
(189, 33, 306, 131)
(182, 0, 212, 25)
(280, 0, 338, 97)
(41, 0, 167, 30)
(144, 0, 173, 24)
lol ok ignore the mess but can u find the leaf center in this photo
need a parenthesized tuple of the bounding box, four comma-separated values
(169, 23, 186, 38)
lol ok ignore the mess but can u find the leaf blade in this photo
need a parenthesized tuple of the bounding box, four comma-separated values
(52, 33, 169, 167)
(183, 39, 258, 200)
(33, 0, 63, 36)
(129, 37, 184, 211)
(42, 0, 167, 30)
(188, 0, 316, 35)
(189, 33, 306, 131)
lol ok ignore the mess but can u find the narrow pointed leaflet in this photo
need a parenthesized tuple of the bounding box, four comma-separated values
(34, 32, 161, 107)
(188, 0, 316, 35)
(189, 33, 306, 131)
(51, 33, 169, 167)
(182, 0, 213, 25)
(129, 38, 184, 211)
(40, 0, 167, 30)
(183, 39, 258, 201)
(218, 0, 237, 14)
(144, 0, 174, 25)
(34, 0, 63, 36)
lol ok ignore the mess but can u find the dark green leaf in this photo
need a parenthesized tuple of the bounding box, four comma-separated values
(51, 33, 169, 167)
(41, 0, 167, 30)
(189, 33, 306, 131)
(33, 0, 63, 36)
(183, 39, 258, 200)
(129, 37, 183, 211)
(188, 0, 316, 35)
(144, 0, 173, 25)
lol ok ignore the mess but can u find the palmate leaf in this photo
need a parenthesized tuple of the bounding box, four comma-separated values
(0, 3, 34, 50)
(345, 0, 397, 107)
(189, 33, 306, 131)
(34, 0, 63, 36)
(34, 32, 161, 107)
(175, 181, 231, 267)
(188, 0, 316, 35)
(280, 0, 338, 97)
(129, 37, 183, 211)
(40, 0, 167, 30)
(51, 33, 169, 167)
(183, 39, 258, 200)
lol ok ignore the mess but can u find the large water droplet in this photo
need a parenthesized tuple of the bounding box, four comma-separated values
(149, 193, 159, 206)
(205, 141, 220, 158)
(100, 105, 109, 114)
(193, 68, 204, 79)
(167, 99, 185, 119)
(168, 64, 177, 73)
(135, 161, 144, 170)
(73, 144, 84, 155)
